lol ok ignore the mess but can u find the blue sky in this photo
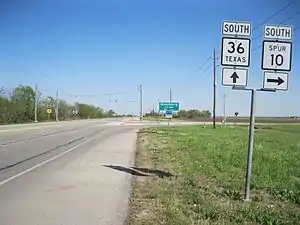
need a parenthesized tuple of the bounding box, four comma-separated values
(0, 0, 299, 116)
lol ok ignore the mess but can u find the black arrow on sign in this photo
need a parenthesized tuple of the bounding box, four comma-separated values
(230, 72, 239, 83)
(267, 77, 284, 85)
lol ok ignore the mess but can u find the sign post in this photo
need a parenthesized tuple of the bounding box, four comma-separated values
(46, 108, 52, 120)
(221, 21, 254, 201)
(158, 102, 179, 127)
(221, 20, 293, 201)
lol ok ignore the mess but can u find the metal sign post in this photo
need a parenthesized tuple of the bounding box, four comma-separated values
(221, 20, 253, 201)
(232, 87, 274, 201)
(221, 21, 293, 201)
(231, 87, 257, 201)
(246, 89, 256, 201)
(165, 110, 173, 128)
(46, 108, 52, 121)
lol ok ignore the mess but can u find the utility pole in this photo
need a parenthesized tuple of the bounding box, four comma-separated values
(213, 49, 217, 129)
(55, 89, 59, 122)
(169, 88, 172, 102)
(152, 103, 155, 118)
(223, 93, 226, 124)
(76, 95, 79, 116)
(34, 83, 38, 123)
(139, 85, 143, 121)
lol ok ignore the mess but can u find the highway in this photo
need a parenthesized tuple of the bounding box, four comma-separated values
(0, 118, 139, 225)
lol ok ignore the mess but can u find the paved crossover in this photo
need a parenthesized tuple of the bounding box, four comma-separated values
(0, 118, 138, 225)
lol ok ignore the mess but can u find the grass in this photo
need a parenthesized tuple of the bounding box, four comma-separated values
(127, 125, 300, 225)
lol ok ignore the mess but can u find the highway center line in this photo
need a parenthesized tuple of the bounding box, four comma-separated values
(0, 127, 87, 148)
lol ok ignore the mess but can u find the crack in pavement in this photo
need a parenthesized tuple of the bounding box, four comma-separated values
(0, 123, 108, 147)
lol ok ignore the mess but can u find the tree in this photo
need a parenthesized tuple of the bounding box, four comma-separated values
(0, 85, 114, 124)
(107, 109, 115, 117)
(10, 85, 36, 123)
(77, 103, 105, 119)
(58, 100, 72, 120)
(177, 110, 188, 118)
(200, 110, 211, 117)
(177, 109, 211, 119)
(0, 95, 13, 124)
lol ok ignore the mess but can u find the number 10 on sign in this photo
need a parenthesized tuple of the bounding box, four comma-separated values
(221, 37, 251, 67)
(262, 41, 292, 71)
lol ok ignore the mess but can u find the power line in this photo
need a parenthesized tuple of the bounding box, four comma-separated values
(251, 25, 300, 52)
(251, 45, 261, 52)
(195, 57, 212, 73)
(252, 0, 298, 31)
(187, 63, 213, 81)
(39, 88, 54, 93)
(252, 9, 300, 41)
(60, 91, 132, 97)
(279, 10, 300, 24)
(188, 56, 212, 80)
(216, 1, 298, 57)
(293, 25, 300, 31)
(197, 63, 212, 78)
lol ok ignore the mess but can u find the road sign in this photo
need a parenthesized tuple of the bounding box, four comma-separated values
(47, 108, 52, 114)
(159, 102, 179, 111)
(262, 41, 292, 71)
(222, 67, 247, 86)
(165, 110, 173, 119)
(222, 21, 252, 37)
(221, 37, 251, 67)
(264, 25, 292, 40)
(263, 72, 288, 91)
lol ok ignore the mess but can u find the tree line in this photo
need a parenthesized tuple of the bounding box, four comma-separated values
(0, 85, 116, 124)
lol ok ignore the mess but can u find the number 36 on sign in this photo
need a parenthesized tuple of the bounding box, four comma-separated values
(221, 37, 251, 67)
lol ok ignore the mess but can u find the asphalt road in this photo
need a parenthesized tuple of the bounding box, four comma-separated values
(0, 118, 139, 225)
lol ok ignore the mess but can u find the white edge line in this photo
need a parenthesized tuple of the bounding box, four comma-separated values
(0, 135, 99, 188)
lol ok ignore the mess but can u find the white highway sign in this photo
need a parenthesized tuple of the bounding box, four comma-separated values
(262, 41, 292, 71)
(221, 37, 251, 67)
(222, 67, 247, 86)
(264, 25, 292, 40)
(263, 72, 288, 91)
(222, 21, 251, 36)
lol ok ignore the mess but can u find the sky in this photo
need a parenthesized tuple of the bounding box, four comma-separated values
(0, 0, 299, 116)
